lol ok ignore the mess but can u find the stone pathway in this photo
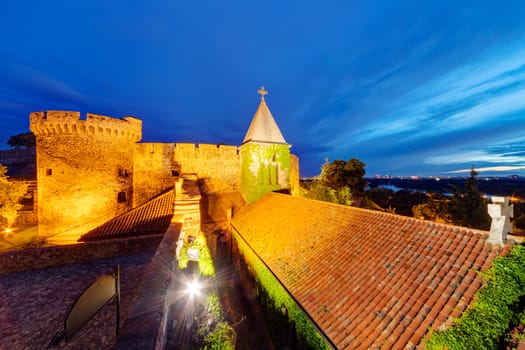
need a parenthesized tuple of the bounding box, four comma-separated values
(0, 252, 153, 350)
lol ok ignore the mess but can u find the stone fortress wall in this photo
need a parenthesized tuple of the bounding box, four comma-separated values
(28, 111, 244, 243)
(132, 142, 177, 207)
(30, 111, 142, 244)
(290, 154, 300, 195)
(174, 143, 241, 191)
(27, 109, 294, 243)
(132, 142, 241, 207)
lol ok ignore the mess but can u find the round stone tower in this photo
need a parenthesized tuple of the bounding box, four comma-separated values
(30, 111, 142, 244)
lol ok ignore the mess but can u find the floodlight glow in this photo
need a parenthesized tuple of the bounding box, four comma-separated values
(186, 279, 201, 297)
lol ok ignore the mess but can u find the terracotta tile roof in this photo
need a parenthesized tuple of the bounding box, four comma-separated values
(80, 190, 174, 241)
(242, 94, 287, 145)
(231, 193, 509, 349)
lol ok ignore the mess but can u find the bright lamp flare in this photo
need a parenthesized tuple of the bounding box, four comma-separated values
(186, 279, 201, 297)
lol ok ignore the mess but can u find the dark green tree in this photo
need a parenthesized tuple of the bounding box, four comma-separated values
(449, 167, 490, 230)
(301, 159, 354, 205)
(344, 158, 367, 196)
(303, 182, 337, 203)
(320, 158, 367, 196)
(413, 195, 452, 224)
(7, 132, 36, 148)
(321, 160, 347, 190)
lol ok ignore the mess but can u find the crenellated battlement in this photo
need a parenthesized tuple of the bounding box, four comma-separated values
(29, 111, 142, 142)
(174, 143, 239, 159)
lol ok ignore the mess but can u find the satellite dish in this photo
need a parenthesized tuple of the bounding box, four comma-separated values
(48, 265, 120, 348)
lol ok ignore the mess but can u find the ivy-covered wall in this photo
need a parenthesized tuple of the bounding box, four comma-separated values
(240, 142, 291, 203)
(231, 227, 331, 349)
(425, 243, 525, 350)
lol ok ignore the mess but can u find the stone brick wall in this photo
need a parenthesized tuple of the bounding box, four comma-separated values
(30, 111, 142, 244)
(133, 143, 177, 207)
(174, 143, 240, 191)
(290, 154, 300, 196)
(0, 235, 162, 275)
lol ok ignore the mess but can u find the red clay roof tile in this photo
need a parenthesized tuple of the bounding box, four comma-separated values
(231, 193, 510, 349)
(80, 189, 174, 241)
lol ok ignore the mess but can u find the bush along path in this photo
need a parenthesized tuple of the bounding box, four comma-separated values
(168, 231, 236, 349)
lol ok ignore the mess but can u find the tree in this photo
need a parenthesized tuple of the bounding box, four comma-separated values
(413, 196, 453, 224)
(0, 163, 28, 229)
(303, 182, 338, 204)
(320, 158, 367, 196)
(7, 132, 36, 148)
(449, 167, 490, 230)
(344, 158, 367, 197)
(321, 159, 347, 190)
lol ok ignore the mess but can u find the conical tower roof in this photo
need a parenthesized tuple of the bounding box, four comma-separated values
(242, 87, 288, 145)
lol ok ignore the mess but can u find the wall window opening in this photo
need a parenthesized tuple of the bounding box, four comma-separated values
(117, 191, 127, 203)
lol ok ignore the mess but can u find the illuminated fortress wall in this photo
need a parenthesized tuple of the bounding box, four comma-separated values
(28, 110, 296, 244)
(132, 143, 241, 207)
(132, 142, 177, 207)
(30, 111, 142, 244)
(174, 143, 241, 191)
(290, 154, 300, 196)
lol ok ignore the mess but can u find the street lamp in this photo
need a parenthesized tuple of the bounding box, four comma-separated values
(185, 279, 201, 297)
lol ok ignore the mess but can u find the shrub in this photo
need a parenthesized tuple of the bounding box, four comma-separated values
(425, 244, 525, 350)
(203, 321, 236, 350)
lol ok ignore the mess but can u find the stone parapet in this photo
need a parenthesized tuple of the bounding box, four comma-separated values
(174, 143, 239, 159)
(0, 235, 162, 275)
(30, 111, 142, 142)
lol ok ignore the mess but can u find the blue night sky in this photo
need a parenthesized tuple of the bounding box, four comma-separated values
(1, 0, 525, 177)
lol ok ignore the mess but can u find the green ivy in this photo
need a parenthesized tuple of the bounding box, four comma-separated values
(206, 291, 222, 319)
(178, 235, 215, 276)
(233, 229, 331, 349)
(240, 143, 291, 203)
(203, 321, 236, 350)
(425, 244, 525, 350)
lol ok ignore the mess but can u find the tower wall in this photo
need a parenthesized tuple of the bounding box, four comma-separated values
(30, 111, 142, 244)
(132, 143, 241, 207)
(240, 142, 291, 203)
(133, 142, 177, 207)
(174, 143, 240, 192)
(290, 154, 300, 196)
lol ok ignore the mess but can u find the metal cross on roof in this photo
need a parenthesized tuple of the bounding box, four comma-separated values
(258, 86, 268, 99)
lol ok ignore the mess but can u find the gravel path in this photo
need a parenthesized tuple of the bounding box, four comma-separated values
(0, 252, 154, 350)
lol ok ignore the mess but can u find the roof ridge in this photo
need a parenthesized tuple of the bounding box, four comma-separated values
(262, 192, 489, 238)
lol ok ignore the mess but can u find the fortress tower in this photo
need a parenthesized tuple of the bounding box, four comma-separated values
(240, 87, 293, 203)
(30, 111, 142, 243)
